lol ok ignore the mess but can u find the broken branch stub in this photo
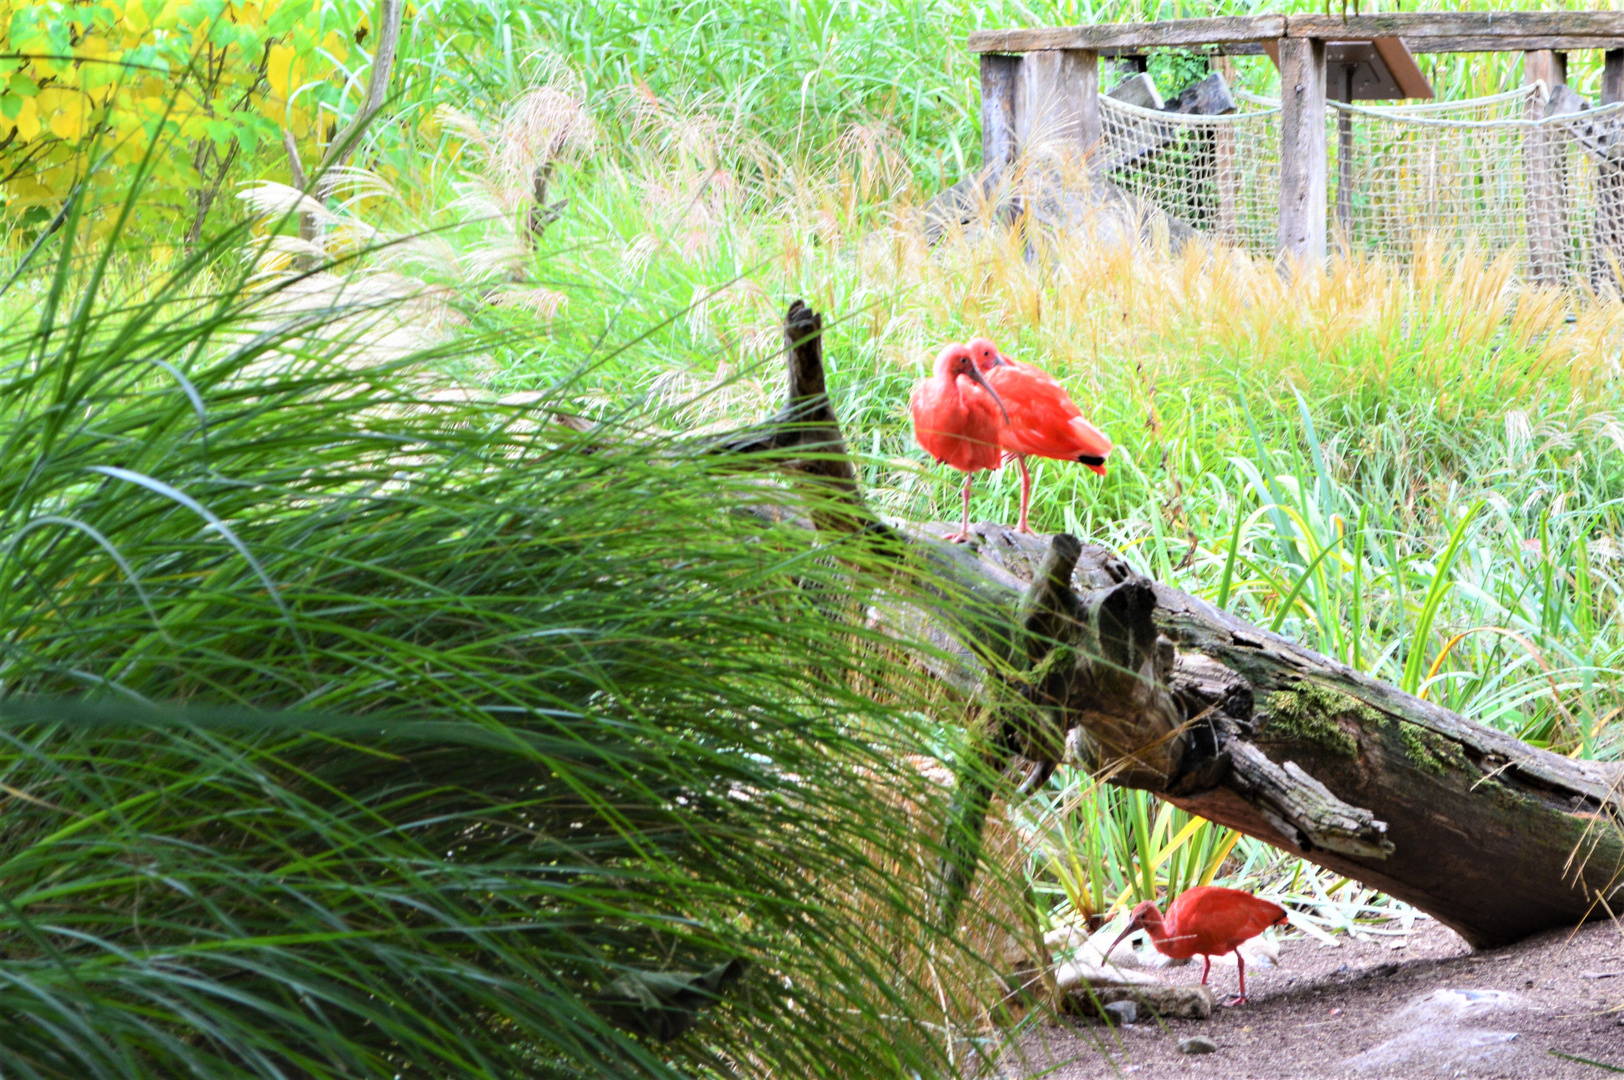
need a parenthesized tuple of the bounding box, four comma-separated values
(721, 301, 1624, 948)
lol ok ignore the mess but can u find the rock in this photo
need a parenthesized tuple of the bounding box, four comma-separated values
(1044, 924, 1089, 954)
(1340, 988, 1524, 1074)
(1392, 988, 1520, 1026)
(1053, 958, 1162, 994)
(1103, 1000, 1138, 1025)
(1178, 1036, 1218, 1055)
(1344, 1028, 1519, 1074)
(1066, 984, 1215, 1021)
(1166, 72, 1237, 117)
(1109, 73, 1164, 111)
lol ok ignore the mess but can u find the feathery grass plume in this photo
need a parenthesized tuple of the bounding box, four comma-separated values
(0, 111, 1062, 1074)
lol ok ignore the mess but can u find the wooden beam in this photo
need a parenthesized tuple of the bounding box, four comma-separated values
(1524, 48, 1568, 90)
(1371, 38, 1433, 99)
(1335, 65, 1355, 244)
(1278, 36, 1327, 270)
(1605, 49, 1624, 104)
(1264, 37, 1433, 100)
(980, 54, 1021, 183)
(968, 16, 1284, 54)
(1286, 11, 1624, 42)
(1015, 49, 1101, 163)
(1403, 36, 1624, 54)
(971, 12, 1624, 55)
(1524, 51, 1571, 290)
(1213, 56, 1240, 245)
(1589, 60, 1624, 291)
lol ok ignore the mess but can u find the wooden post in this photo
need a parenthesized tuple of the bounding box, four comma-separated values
(981, 54, 1021, 187)
(1335, 65, 1355, 251)
(1593, 51, 1624, 293)
(1278, 36, 1327, 270)
(1214, 56, 1240, 246)
(1524, 49, 1569, 288)
(1015, 49, 1101, 166)
(1605, 49, 1624, 105)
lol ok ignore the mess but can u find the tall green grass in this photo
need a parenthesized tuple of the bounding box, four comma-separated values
(0, 172, 1050, 1073)
(5, 3, 1623, 1069)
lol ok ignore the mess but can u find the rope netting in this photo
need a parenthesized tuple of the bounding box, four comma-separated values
(1097, 82, 1624, 289)
(1098, 93, 1281, 255)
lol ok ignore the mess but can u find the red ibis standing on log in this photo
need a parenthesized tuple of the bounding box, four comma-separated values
(1102, 886, 1288, 1005)
(967, 337, 1111, 534)
(909, 342, 1009, 543)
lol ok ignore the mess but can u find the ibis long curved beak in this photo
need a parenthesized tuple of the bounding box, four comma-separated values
(965, 364, 1010, 425)
(1101, 923, 1138, 964)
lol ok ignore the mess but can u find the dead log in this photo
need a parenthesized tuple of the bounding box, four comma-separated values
(721, 301, 1624, 949)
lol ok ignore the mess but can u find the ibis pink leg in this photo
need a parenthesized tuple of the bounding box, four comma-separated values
(1200, 955, 1211, 985)
(1015, 456, 1033, 534)
(1223, 954, 1251, 1007)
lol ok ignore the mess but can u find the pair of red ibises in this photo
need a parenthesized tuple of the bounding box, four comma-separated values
(912, 340, 1287, 1005)
(908, 338, 1113, 541)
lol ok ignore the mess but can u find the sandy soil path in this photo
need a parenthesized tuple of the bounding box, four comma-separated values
(1014, 917, 1624, 1079)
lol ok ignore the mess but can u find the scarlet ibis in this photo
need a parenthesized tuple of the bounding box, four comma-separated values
(909, 342, 1010, 543)
(1102, 886, 1288, 1005)
(966, 337, 1111, 534)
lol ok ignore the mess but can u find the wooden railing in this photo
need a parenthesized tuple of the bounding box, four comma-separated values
(970, 11, 1624, 272)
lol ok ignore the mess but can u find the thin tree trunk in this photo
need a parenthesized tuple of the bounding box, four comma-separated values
(720, 301, 1624, 950)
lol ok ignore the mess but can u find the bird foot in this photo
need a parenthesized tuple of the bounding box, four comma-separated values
(1014, 523, 1034, 535)
(943, 531, 972, 544)
(1220, 995, 1251, 1007)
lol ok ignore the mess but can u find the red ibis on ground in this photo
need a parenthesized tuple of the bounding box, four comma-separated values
(1102, 886, 1289, 1005)
(966, 337, 1112, 534)
(909, 342, 1009, 543)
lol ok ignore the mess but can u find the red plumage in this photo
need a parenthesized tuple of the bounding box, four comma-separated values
(909, 343, 1008, 543)
(1104, 886, 1288, 1005)
(966, 337, 1111, 534)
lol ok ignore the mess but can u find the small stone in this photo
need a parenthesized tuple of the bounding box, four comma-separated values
(1103, 1000, 1138, 1025)
(1178, 1036, 1218, 1055)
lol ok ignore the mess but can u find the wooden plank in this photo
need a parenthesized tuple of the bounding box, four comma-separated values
(1605, 49, 1624, 104)
(1335, 66, 1355, 244)
(981, 54, 1020, 183)
(1107, 72, 1162, 110)
(1523, 52, 1571, 289)
(1404, 36, 1624, 54)
(1015, 49, 1101, 163)
(968, 16, 1284, 54)
(1287, 11, 1624, 42)
(1266, 37, 1433, 100)
(1277, 36, 1327, 269)
(1372, 38, 1433, 99)
(1102, 43, 1268, 57)
(971, 12, 1624, 55)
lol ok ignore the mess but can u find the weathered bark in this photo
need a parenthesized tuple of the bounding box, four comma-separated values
(721, 301, 1624, 950)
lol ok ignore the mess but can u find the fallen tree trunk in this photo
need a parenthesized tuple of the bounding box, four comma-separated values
(721, 302, 1624, 950)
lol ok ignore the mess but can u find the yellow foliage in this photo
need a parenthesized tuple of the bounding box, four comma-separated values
(123, 0, 151, 36)
(1, 0, 371, 236)
(13, 97, 39, 142)
(267, 43, 299, 102)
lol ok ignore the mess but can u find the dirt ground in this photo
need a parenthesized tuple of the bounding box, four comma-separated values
(1013, 916, 1624, 1079)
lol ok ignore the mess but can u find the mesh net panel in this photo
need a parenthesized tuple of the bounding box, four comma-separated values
(1099, 94, 1282, 256)
(1098, 81, 1624, 290)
